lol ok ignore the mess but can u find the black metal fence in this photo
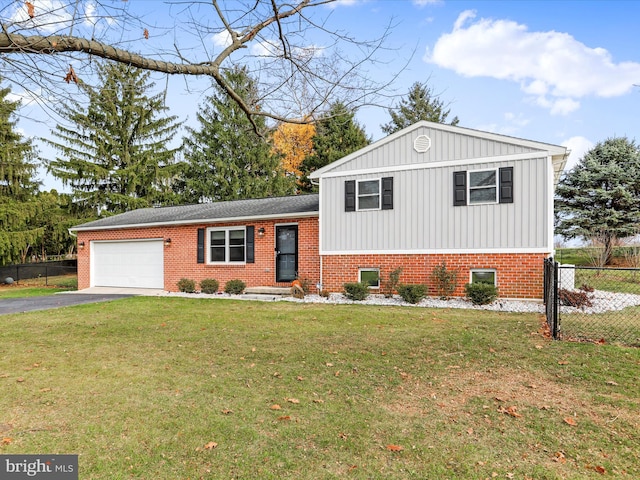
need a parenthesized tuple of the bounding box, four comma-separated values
(544, 258, 640, 346)
(0, 260, 77, 287)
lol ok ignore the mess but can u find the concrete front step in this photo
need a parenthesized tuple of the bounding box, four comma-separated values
(244, 286, 291, 296)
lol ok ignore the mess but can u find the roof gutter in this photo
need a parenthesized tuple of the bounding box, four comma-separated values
(70, 210, 319, 233)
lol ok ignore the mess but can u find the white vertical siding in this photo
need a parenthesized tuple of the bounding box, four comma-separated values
(320, 157, 549, 253)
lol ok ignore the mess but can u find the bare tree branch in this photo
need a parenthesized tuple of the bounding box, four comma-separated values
(0, 0, 405, 132)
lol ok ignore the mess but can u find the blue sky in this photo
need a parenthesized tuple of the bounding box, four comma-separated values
(5, 0, 640, 191)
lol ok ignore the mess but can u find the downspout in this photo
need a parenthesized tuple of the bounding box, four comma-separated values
(311, 178, 323, 292)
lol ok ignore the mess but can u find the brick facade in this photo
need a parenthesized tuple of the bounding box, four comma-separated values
(321, 253, 547, 299)
(76, 216, 320, 292)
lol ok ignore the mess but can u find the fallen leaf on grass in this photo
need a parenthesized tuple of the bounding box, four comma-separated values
(334, 371, 340, 377)
(204, 441, 218, 450)
(553, 451, 566, 463)
(270, 404, 282, 410)
(0, 374, 9, 378)
(221, 409, 233, 415)
(467, 428, 474, 435)
(278, 416, 291, 421)
(498, 406, 522, 418)
(312, 399, 324, 404)
(386, 445, 403, 452)
(287, 398, 300, 404)
(563, 417, 578, 426)
(594, 465, 606, 474)
(558, 361, 569, 365)
(296, 376, 304, 381)
(16, 377, 25, 383)
(2, 437, 12, 445)
(40, 388, 51, 393)
(606, 380, 619, 386)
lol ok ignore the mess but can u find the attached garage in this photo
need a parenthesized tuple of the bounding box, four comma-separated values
(91, 239, 164, 289)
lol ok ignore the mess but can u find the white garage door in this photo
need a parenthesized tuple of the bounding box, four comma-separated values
(92, 240, 164, 289)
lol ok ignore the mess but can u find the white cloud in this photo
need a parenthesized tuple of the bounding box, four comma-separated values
(425, 10, 640, 115)
(413, 0, 443, 6)
(212, 30, 233, 49)
(561, 136, 594, 172)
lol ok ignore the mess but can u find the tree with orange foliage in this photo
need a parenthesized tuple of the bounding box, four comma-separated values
(272, 122, 316, 180)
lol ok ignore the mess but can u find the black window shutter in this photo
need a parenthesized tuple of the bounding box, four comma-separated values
(499, 167, 514, 204)
(381, 177, 393, 210)
(453, 171, 467, 206)
(345, 180, 356, 212)
(197, 228, 205, 264)
(246, 226, 255, 263)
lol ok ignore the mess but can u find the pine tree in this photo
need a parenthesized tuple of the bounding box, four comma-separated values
(0, 83, 43, 265)
(555, 137, 640, 265)
(46, 62, 183, 215)
(381, 81, 459, 135)
(181, 66, 295, 203)
(299, 102, 370, 192)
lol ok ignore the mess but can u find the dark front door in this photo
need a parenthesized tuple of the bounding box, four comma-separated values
(275, 225, 298, 283)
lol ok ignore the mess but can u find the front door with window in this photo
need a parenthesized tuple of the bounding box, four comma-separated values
(275, 225, 298, 283)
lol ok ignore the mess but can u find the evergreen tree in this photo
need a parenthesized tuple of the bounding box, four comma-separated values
(555, 137, 640, 265)
(181, 66, 295, 203)
(299, 102, 370, 192)
(0, 83, 43, 265)
(46, 62, 183, 215)
(381, 81, 459, 135)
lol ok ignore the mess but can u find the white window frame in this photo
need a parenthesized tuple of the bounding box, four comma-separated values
(207, 227, 246, 264)
(468, 169, 498, 205)
(469, 269, 497, 286)
(356, 178, 381, 211)
(359, 268, 380, 289)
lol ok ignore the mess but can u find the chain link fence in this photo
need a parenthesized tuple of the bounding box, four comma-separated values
(0, 260, 77, 288)
(555, 264, 640, 346)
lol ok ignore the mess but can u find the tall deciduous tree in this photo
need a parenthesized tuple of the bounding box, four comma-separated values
(381, 81, 459, 135)
(299, 102, 370, 192)
(555, 137, 640, 265)
(0, 1, 396, 131)
(0, 82, 42, 265)
(272, 122, 316, 180)
(46, 62, 183, 215)
(181, 66, 295, 203)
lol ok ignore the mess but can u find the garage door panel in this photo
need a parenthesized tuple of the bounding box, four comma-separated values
(92, 240, 164, 289)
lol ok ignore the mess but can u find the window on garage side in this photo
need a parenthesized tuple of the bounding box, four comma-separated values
(208, 227, 245, 263)
(359, 268, 380, 288)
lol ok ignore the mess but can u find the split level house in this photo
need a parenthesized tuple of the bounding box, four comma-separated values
(71, 121, 568, 299)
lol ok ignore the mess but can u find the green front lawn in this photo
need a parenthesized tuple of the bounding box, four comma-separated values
(1, 298, 638, 479)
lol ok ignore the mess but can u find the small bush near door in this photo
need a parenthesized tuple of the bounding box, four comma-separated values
(200, 279, 219, 294)
(224, 279, 246, 295)
(177, 278, 196, 293)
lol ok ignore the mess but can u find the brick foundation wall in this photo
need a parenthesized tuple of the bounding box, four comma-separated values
(76, 216, 320, 292)
(321, 253, 547, 299)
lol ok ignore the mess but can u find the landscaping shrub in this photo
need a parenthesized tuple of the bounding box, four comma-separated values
(319, 289, 330, 298)
(224, 279, 246, 295)
(464, 282, 498, 305)
(177, 278, 196, 293)
(296, 276, 312, 294)
(385, 267, 403, 297)
(397, 284, 427, 304)
(343, 282, 369, 301)
(431, 261, 458, 299)
(559, 288, 593, 308)
(199, 278, 219, 294)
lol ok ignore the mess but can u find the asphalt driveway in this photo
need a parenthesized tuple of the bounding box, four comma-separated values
(0, 293, 135, 315)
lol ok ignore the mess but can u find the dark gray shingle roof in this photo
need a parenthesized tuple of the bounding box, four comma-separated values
(72, 194, 319, 231)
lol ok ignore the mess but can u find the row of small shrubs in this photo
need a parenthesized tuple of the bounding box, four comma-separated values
(177, 278, 246, 295)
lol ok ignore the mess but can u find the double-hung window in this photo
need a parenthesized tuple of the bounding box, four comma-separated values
(345, 177, 394, 212)
(453, 167, 513, 206)
(468, 170, 497, 204)
(209, 227, 246, 263)
(358, 180, 380, 210)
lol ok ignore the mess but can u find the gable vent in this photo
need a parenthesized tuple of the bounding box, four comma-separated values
(413, 135, 431, 153)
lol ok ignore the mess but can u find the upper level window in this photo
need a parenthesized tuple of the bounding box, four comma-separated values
(209, 227, 245, 263)
(453, 167, 513, 206)
(345, 177, 393, 212)
(469, 170, 497, 204)
(358, 180, 380, 210)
